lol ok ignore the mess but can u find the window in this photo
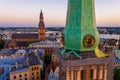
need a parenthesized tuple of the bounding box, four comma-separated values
(90, 69, 93, 79)
(14, 76, 16, 79)
(19, 75, 22, 78)
(37, 67, 39, 70)
(40, 33, 43, 35)
(25, 78, 27, 80)
(81, 70, 86, 80)
(32, 73, 34, 75)
(32, 68, 34, 71)
(32, 77, 34, 80)
(36, 72, 39, 75)
(37, 76, 39, 79)
(25, 74, 27, 77)
(34, 67, 36, 70)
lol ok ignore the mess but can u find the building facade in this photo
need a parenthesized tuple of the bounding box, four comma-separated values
(9, 65, 41, 80)
(29, 65, 41, 80)
(28, 53, 41, 80)
(8, 49, 42, 80)
(10, 68, 29, 80)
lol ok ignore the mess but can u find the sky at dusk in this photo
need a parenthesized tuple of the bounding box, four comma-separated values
(0, 0, 120, 27)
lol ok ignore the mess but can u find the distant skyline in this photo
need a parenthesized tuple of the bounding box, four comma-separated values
(0, 0, 120, 27)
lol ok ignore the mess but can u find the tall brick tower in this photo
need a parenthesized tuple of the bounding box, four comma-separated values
(118, 36, 120, 50)
(55, 0, 114, 80)
(38, 10, 46, 40)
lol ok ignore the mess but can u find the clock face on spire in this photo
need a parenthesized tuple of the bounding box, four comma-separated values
(83, 34, 95, 48)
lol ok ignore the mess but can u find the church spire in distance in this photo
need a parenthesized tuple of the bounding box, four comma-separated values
(40, 10, 43, 21)
(38, 10, 46, 40)
(38, 10, 45, 28)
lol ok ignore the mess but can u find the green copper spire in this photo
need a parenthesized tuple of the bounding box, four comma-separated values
(64, 0, 99, 51)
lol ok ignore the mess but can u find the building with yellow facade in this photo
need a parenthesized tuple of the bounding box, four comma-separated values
(29, 53, 41, 80)
(10, 67, 29, 80)
(9, 53, 41, 80)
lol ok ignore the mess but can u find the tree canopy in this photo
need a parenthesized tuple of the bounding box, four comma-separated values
(0, 38, 5, 50)
(114, 68, 120, 80)
(26, 41, 33, 47)
(44, 53, 51, 66)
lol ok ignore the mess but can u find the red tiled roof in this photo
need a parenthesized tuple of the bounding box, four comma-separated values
(107, 41, 116, 46)
(12, 33, 38, 39)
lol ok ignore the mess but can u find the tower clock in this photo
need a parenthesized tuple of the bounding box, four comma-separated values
(83, 34, 95, 48)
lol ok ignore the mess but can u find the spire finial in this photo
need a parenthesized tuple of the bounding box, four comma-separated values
(39, 9, 45, 28)
(40, 8, 42, 13)
(40, 9, 43, 17)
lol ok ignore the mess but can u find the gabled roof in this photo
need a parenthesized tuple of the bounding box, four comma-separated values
(28, 53, 40, 66)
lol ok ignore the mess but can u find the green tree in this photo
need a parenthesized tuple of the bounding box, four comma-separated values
(0, 38, 5, 50)
(26, 41, 33, 47)
(114, 68, 120, 80)
(44, 53, 51, 66)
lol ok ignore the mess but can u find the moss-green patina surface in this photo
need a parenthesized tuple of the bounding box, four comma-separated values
(64, 0, 100, 51)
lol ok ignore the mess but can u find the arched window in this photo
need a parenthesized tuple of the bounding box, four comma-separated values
(14, 76, 16, 79)
(36, 72, 39, 75)
(32, 68, 34, 71)
(25, 78, 27, 80)
(32, 72, 34, 75)
(19, 74, 22, 78)
(34, 67, 36, 70)
(37, 67, 39, 70)
(37, 76, 39, 79)
(25, 73, 27, 77)
(90, 69, 93, 79)
(81, 70, 86, 80)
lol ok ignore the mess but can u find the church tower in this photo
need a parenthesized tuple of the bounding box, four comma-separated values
(38, 10, 46, 40)
(118, 36, 120, 50)
(64, 0, 99, 51)
(55, 0, 114, 80)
